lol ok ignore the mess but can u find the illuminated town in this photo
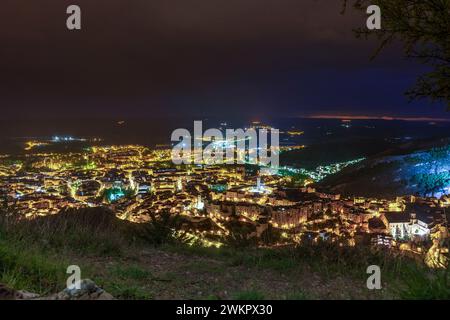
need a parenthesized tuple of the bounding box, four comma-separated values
(1, 135, 448, 269)
(0, 0, 448, 303)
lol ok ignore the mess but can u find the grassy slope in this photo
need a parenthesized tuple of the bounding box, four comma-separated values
(0, 240, 391, 300)
(0, 208, 448, 300)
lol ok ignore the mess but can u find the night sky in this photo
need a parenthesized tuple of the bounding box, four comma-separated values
(0, 0, 447, 120)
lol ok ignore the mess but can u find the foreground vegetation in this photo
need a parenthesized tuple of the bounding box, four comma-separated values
(0, 207, 448, 300)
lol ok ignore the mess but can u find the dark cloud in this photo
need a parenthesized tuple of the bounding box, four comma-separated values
(0, 0, 446, 119)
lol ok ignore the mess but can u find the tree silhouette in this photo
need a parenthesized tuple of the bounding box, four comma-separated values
(344, 0, 450, 108)
(225, 221, 258, 248)
(141, 210, 188, 246)
(413, 146, 450, 196)
(412, 172, 450, 197)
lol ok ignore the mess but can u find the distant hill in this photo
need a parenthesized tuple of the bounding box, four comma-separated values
(317, 137, 450, 198)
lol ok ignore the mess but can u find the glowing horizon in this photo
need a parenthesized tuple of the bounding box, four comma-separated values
(307, 115, 450, 122)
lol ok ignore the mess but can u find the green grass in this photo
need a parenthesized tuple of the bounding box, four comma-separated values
(0, 208, 131, 258)
(184, 261, 226, 274)
(1, 208, 449, 300)
(395, 264, 450, 299)
(0, 239, 69, 294)
(107, 283, 153, 300)
(0, 208, 128, 295)
(285, 290, 311, 300)
(96, 264, 156, 300)
(162, 242, 450, 299)
(233, 290, 265, 300)
(109, 265, 152, 281)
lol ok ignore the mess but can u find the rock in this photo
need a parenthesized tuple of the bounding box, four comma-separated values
(64, 279, 97, 297)
(0, 284, 40, 300)
(15, 290, 40, 300)
(44, 279, 114, 300)
(0, 284, 17, 300)
(1, 279, 114, 300)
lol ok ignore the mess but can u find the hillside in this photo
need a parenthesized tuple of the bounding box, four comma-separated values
(1, 207, 448, 300)
(318, 138, 450, 198)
